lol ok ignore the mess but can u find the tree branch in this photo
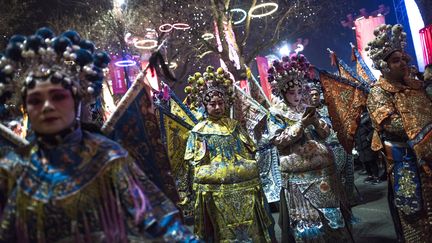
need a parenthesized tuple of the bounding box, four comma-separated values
(240, 0, 256, 47)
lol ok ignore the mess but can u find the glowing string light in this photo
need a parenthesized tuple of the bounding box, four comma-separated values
(115, 60, 136, 67)
(159, 24, 173, 32)
(230, 8, 247, 25)
(173, 23, 191, 30)
(199, 51, 213, 59)
(249, 3, 279, 18)
(166, 62, 178, 70)
(201, 33, 215, 40)
(134, 39, 158, 50)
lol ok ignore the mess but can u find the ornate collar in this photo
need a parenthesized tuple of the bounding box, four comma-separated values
(377, 77, 406, 93)
(192, 117, 238, 135)
(18, 130, 128, 202)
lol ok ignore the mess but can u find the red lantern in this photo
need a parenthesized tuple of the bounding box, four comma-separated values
(420, 24, 432, 66)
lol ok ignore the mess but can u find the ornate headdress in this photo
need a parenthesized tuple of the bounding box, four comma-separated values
(365, 24, 407, 72)
(308, 81, 321, 92)
(267, 54, 311, 97)
(184, 66, 235, 108)
(0, 27, 110, 106)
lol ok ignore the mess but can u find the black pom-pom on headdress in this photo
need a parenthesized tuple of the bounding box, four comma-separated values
(35, 27, 55, 39)
(79, 40, 95, 54)
(61, 30, 81, 45)
(9, 35, 26, 44)
(93, 52, 111, 68)
(0, 27, 110, 106)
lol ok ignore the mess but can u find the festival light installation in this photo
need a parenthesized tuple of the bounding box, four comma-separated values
(249, 3, 278, 18)
(134, 39, 158, 50)
(114, 59, 137, 67)
(230, 8, 247, 24)
(201, 33, 215, 40)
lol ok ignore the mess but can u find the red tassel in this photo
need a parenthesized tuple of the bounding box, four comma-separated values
(330, 52, 337, 66)
(308, 65, 315, 79)
(351, 47, 357, 62)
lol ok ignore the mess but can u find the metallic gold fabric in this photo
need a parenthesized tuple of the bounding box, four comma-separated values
(367, 77, 432, 242)
(185, 117, 271, 242)
(368, 77, 432, 161)
(319, 72, 368, 152)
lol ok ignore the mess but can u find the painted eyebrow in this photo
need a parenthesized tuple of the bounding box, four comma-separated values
(27, 88, 69, 97)
(48, 88, 70, 94)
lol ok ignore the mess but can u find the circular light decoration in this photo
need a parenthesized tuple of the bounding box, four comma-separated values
(173, 23, 191, 30)
(166, 61, 178, 70)
(134, 39, 158, 50)
(295, 44, 304, 53)
(159, 24, 173, 33)
(115, 60, 137, 67)
(124, 32, 132, 43)
(249, 3, 279, 18)
(201, 33, 215, 40)
(230, 8, 247, 25)
(199, 51, 213, 59)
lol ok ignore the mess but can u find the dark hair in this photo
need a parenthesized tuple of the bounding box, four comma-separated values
(81, 122, 102, 134)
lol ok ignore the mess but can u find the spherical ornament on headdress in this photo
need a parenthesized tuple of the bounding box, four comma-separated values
(187, 76, 195, 84)
(3, 65, 14, 75)
(197, 78, 205, 86)
(75, 49, 93, 67)
(87, 86, 94, 94)
(79, 40, 95, 54)
(35, 27, 55, 39)
(366, 24, 407, 71)
(194, 72, 202, 79)
(0, 27, 109, 106)
(62, 30, 81, 45)
(86, 67, 104, 82)
(186, 66, 235, 107)
(5, 43, 23, 61)
(93, 52, 111, 68)
(184, 86, 193, 94)
(9, 35, 26, 44)
(53, 36, 73, 55)
(26, 35, 46, 52)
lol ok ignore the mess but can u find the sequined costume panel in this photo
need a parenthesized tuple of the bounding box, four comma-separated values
(268, 103, 351, 242)
(0, 130, 196, 242)
(367, 77, 432, 242)
(256, 137, 282, 203)
(184, 117, 271, 242)
(0, 146, 24, 217)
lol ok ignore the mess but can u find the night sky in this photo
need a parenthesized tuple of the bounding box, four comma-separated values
(265, 0, 418, 74)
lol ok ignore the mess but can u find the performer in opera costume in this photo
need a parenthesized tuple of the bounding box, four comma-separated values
(0, 27, 197, 242)
(365, 24, 432, 242)
(182, 66, 272, 242)
(266, 54, 353, 242)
